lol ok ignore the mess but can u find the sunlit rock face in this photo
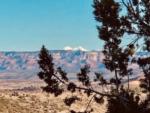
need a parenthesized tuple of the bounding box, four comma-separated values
(0, 50, 104, 72)
(0, 50, 149, 80)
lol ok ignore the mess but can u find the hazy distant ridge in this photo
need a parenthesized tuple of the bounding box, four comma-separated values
(0, 50, 105, 72)
(0, 50, 149, 80)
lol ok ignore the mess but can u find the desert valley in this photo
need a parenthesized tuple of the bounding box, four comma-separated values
(0, 50, 148, 113)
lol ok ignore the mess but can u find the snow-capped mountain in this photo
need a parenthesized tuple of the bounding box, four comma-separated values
(63, 46, 88, 51)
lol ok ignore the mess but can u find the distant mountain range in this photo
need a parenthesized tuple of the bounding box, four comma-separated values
(0, 50, 105, 72)
(0, 50, 149, 80)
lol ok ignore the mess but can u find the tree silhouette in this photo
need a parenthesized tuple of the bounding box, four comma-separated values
(38, 45, 64, 96)
(93, 0, 150, 113)
(37, 0, 150, 113)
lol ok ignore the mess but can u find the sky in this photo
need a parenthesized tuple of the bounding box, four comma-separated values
(0, 0, 103, 51)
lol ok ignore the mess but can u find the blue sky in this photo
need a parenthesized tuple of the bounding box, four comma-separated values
(0, 0, 103, 51)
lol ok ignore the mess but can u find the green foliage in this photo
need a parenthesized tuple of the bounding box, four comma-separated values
(93, 0, 150, 113)
(38, 45, 65, 96)
(37, 0, 150, 112)
(106, 91, 150, 113)
(138, 57, 150, 93)
(77, 65, 91, 86)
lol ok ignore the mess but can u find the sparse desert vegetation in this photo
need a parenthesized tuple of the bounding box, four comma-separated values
(0, 80, 146, 113)
(0, 80, 108, 113)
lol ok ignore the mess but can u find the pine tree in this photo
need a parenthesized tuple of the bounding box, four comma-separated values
(37, 0, 150, 113)
(93, 0, 150, 113)
(38, 45, 64, 96)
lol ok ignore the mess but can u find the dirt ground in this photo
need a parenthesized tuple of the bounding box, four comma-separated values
(0, 80, 107, 113)
(0, 79, 144, 113)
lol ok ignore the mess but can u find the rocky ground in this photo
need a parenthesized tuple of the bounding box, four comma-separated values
(0, 80, 107, 113)
(0, 79, 144, 113)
